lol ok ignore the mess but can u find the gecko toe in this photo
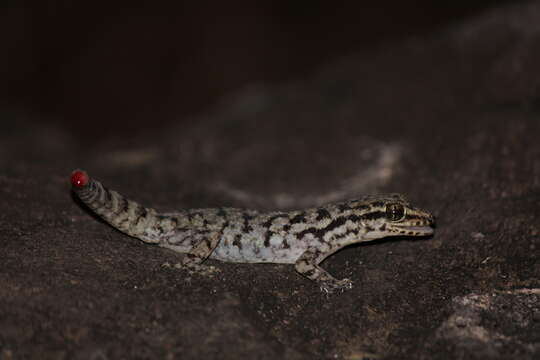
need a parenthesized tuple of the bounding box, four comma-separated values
(177, 264, 222, 278)
(320, 278, 354, 294)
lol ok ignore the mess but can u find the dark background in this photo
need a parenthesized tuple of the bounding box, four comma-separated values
(3, 0, 507, 137)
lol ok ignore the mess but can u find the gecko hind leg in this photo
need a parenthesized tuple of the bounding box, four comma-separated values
(295, 246, 353, 293)
(175, 232, 222, 277)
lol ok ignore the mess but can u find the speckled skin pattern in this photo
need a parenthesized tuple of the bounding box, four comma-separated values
(71, 170, 435, 292)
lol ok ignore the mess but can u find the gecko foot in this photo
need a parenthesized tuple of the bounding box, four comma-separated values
(174, 263, 221, 277)
(320, 278, 353, 294)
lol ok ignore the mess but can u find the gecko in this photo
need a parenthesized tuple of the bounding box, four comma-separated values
(70, 169, 435, 293)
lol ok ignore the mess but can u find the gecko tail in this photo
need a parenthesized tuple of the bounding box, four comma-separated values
(70, 169, 177, 243)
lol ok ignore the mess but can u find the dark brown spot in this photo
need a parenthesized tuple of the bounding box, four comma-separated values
(242, 213, 254, 233)
(233, 234, 242, 249)
(220, 220, 230, 234)
(324, 215, 360, 232)
(104, 188, 113, 207)
(262, 213, 289, 228)
(361, 211, 385, 221)
(282, 238, 290, 249)
(118, 215, 131, 228)
(334, 228, 360, 241)
(155, 221, 165, 235)
(132, 203, 146, 218)
(316, 208, 332, 221)
(297, 227, 327, 240)
(115, 196, 129, 215)
(290, 213, 307, 224)
(216, 208, 227, 217)
(352, 203, 370, 211)
(134, 207, 148, 227)
(263, 230, 272, 247)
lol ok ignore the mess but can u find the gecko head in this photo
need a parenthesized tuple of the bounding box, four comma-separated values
(360, 194, 435, 240)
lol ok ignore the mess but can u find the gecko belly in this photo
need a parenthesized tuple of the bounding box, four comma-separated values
(210, 232, 307, 264)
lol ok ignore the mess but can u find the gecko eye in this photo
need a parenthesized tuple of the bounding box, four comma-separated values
(385, 203, 405, 222)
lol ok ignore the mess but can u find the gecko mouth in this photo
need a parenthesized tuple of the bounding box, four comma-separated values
(393, 224, 435, 236)
(405, 226, 434, 235)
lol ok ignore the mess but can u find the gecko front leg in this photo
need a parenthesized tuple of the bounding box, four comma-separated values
(176, 231, 222, 276)
(295, 246, 353, 293)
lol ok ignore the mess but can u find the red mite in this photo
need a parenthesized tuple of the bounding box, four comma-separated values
(71, 169, 89, 188)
